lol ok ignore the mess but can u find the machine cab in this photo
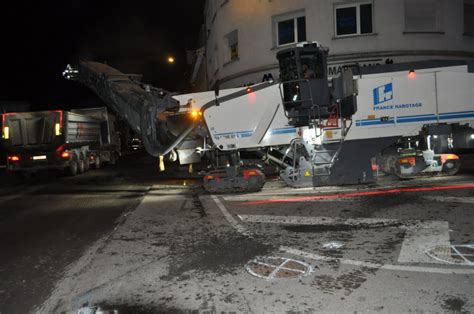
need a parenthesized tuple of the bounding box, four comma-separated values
(277, 42, 331, 127)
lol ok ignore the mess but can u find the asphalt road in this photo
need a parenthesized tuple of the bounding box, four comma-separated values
(0, 153, 156, 313)
(1, 153, 474, 313)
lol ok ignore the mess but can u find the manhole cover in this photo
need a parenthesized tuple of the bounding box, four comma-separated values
(245, 256, 313, 279)
(425, 245, 474, 266)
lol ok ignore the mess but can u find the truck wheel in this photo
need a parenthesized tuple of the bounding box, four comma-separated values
(78, 158, 85, 174)
(110, 152, 116, 165)
(94, 155, 101, 169)
(84, 154, 90, 172)
(66, 157, 78, 176)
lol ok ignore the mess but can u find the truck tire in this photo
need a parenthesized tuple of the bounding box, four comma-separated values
(66, 157, 78, 176)
(84, 154, 90, 172)
(78, 158, 85, 174)
(110, 152, 116, 165)
(94, 155, 101, 169)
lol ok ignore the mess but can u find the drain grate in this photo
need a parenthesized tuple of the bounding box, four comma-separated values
(245, 256, 313, 280)
(425, 245, 474, 266)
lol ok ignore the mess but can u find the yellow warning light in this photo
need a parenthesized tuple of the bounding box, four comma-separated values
(2, 127, 9, 139)
(159, 155, 165, 172)
(189, 110, 201, 119)
(55, 123, 62, 136)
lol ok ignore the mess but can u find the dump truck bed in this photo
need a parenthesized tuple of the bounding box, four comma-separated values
(3, 110, 101, 153)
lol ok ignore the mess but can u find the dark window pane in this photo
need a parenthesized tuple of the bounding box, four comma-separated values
(300, 52, 324, 79)
(465, 4, 474, 35)
(278, 19, 295, 45)
(297, 16, 306, 42)
(405, 0, 437, 31)
(230, 43, 238, 60)
(336, 7, 357, 36)
(361, 4, 373, 33)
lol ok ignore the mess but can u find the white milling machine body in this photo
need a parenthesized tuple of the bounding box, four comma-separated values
(65, 42, 474, 192)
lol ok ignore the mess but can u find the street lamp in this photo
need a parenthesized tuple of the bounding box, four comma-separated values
(167, 56, 175, 64)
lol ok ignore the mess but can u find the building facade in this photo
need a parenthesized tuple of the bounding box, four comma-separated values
(199, 0, 474, 90)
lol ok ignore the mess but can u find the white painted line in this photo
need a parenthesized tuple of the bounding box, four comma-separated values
(238, 214, 400, 227)
(398, 221, 451, 264)
(222, 187, 360, 201)
(424, 196, 474, 204)
(211, 195, 253, 238)
(221, 180, 427, 202)
(281, 246, 474, 275)
(243, 215, 452, 265)
(223, 194, 352, 202)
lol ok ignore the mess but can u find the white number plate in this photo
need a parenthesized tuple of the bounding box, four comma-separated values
(33, 155, 47, 160)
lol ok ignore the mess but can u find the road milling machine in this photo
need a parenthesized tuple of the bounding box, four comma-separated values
(63, 42, 474, 193)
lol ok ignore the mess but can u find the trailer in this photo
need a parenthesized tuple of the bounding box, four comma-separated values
(2, 107, 120, 176)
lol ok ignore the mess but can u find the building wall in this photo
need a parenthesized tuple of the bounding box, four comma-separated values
(203, 0, 474, 89)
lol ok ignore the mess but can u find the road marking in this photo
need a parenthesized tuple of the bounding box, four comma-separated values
(215, 197, 471, 273)
(211, 195, 253, 238)
(238, 215, 400, 227)
(424, 196, 474, 204)
(240, 183, 474, 205)
(281, 246, 474, 275)
(225, 195, 348, 202)
(241, 214, 450, 265)
(222, 187, 361, 201)
(398, 221, 451, 264)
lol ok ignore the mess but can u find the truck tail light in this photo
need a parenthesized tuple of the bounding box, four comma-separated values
(55, 123, 62, 136)
(2, 126, 9, 139)
(7, 155, 20, 162)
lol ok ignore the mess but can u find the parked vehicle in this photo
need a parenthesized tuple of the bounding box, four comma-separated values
(2, 107, 120, 176)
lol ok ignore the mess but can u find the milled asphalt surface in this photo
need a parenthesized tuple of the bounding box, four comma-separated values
(1, 153, 474, 313)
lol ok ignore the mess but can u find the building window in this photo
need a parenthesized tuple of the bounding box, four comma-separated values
(225, 30, 239, 63)
(273, 11, 306, 47)
(334, 2, 373, 37)
(465, 0, 474, 35)
(404, 0, 441, 32)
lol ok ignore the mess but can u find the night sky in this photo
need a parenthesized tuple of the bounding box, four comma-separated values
(0, 0, 205, 110)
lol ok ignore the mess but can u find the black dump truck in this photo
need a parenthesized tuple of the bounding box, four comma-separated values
(1, 107, 120, 176)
